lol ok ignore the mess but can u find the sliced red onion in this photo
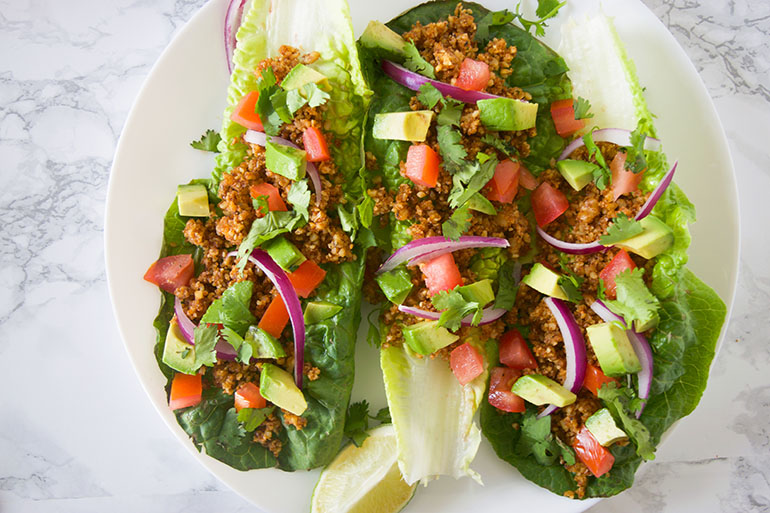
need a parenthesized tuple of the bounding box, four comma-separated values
(536, 226, 606, 255)
(635, 161, 678, 220)
(215, 337, 238, 361)
(377, 236, 509, 274)
(174, 296, 196, 344)
(224, 0, 247, 74)
(244, 129, 323, 205)
(590, 300, 653, 418)
(537, 161, 677, 254)
(235, 249, 306, 388)
(538, 298, 587, 418)
(398, 304, 506, 326)
(558, 128, 661, 161)
(382, 60, 502, 104)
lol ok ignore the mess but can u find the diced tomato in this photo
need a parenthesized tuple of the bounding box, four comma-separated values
(484, 159, 520, 203)
(450, 343, 485, 386)
(404, 144, 440, 188)
(550, 98, 585, 138)
(288, 260, 327, 298)
(488, 367, 526, 413)
(419, 252, 464, 296)
(454, 58, 490, 92)
(599, 250, 637, 299)
(574, 426, 615, 477)
(583, 363, 619, 396)
(249, 183, 287, 215)
(234, 382, 267, 412)
(610, 151, 644, 200)
(144, 254, 194, 293)
(302, 126, 331, 162)
(259, 295, 289, 338)
(499, 330, 538, 370)
(518, 164, 538, 191)
(169, 372, 202, 410)
(531, 182, 569, 228)
(230, 91, 264, 131)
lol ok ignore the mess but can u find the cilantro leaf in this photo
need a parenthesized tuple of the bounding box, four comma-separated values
(515, 409, 569, 465)
(402, 42, 435, 78)
(476, 9, 515, 42)
(193, 324, 219, 369)
(604, 268, 661, 332)
(417, 82, 443, 108)
(442, 203, 472, 241)
(200, 281, 256, 336)
(481, 133, 518, 158)
(494, 260, 518, 310)
(237, 406, 275, 432)
(252, 195, 270, 217)
(573, 97, 594, 120)
(357, 195, 374, 229)
(344, 400, 370, 447)
(436, 125, 468, 166)
(437, 98, 463, 127)
(447, 155, 498, 209)
(254, 67, 284, 136)
(598, 383, 656, 460)
(431, 288, 481, 331)
(514, 0, 566, 37)
(625, 123, 649, 174)
(220, 326, 245, 355)
(583, 130, 611, 189)
(236, 211, 305, 271)
(303, 83, 330, 108)
(370, 407, 391, 424)
(269, 89, 293, 124)
(287, 178, 311, 221)
(190, 129, 221, 152)
(556, 255, 584, 304)
(286, 89, 308, 115)
(599, 213, 644, 245)
(554, 435, 576, 466)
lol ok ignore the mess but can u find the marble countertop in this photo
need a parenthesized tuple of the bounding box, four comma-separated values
(1, 0, 767, 512)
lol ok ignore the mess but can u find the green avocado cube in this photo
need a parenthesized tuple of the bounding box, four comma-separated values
(260, 363, 307, 415)
(162, 321, 197, 374)
(376, 267, 414, 305)
(585, 408, 628, 446)
(303, 301, 343, 324)
(521, 263, 568, 300)
(265, 141, 307, 181)
(262, 236, 306, 271)
(177, 184, 210, 217)
(360, 20, 407, 58)
(556, 159, 599, 191)
(244, 326, 287, 359)
(457, 279, 495, 307)
(586, 322, 642, 377)
(372, 111, 434, 142)
(511, 374, 577, 407)
(478, 98, 538, 132)
(402, 320, 459, 356)
(613, 215, 674, 259)
(281, 63, 329, 91)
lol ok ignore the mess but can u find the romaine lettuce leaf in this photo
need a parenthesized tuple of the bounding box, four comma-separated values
(380, 342, 487, 485)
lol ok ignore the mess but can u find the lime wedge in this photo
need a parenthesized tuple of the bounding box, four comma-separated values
(311, 425, 416, 513)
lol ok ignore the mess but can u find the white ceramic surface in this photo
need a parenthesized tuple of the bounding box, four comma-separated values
(5, 0, 763, 512)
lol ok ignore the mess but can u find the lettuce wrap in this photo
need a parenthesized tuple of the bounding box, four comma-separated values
(150, 0, 371, 471)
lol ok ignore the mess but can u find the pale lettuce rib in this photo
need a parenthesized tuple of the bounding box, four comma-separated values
(380, 344, 487, 486)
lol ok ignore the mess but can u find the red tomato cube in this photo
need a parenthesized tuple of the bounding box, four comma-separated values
(230, 91, 264, 132)
(599, 250, 637, 299)
(488, 367, 526, 413)
(143, 254, 195, 293)
(234, 382, 267, 412)
(455, 58, 490, 92)
(574, 426, 615, 477)
(583, 363, 619, 396)
(450, 343, 485, 386)
(169, 373, 202, 410)
(610, 151, 644, 200)
(302, 126, 331, 162)
(531, 182, 569, 227)
(550, 98, 585, 138)
(499, 330, 538, 369)
(249, 183, 288, 214)
(404, 143, 440, 188)
(485, 159, 520, 203)
(288, 260, 327, 298)
(419, 253, 464, 296)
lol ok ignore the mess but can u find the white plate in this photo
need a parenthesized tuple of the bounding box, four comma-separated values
(105, 0, 739, 511)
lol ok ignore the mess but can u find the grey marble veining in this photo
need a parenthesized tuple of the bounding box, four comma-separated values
(1, 0, 768, 512)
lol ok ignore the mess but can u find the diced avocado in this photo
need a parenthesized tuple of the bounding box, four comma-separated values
(177, 184, 210, 217)
(477, 98, 538, 132)
(511, 374, 577, 407)
(262, 236, 306, 271)
(281, 63, 329, 91)
(402, 320, 459, 356)
(585, 408, 628, 446)
(265, 141, 307, 180)
(613, 215, 674, 259)
(586, 322, 642, 376)
(457, 279, 495, 307)
(372, 111, 434, 142)
(359, 20, 407, 58)
(521, 263, 568, 300)
(376, 267, 414, 304)
(303, 301, 343, 324)
(162, 321, 197, 374)
(245, 326, 287, 359)
(259, 363, 307, 415)
(556, 159, 599, 191)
